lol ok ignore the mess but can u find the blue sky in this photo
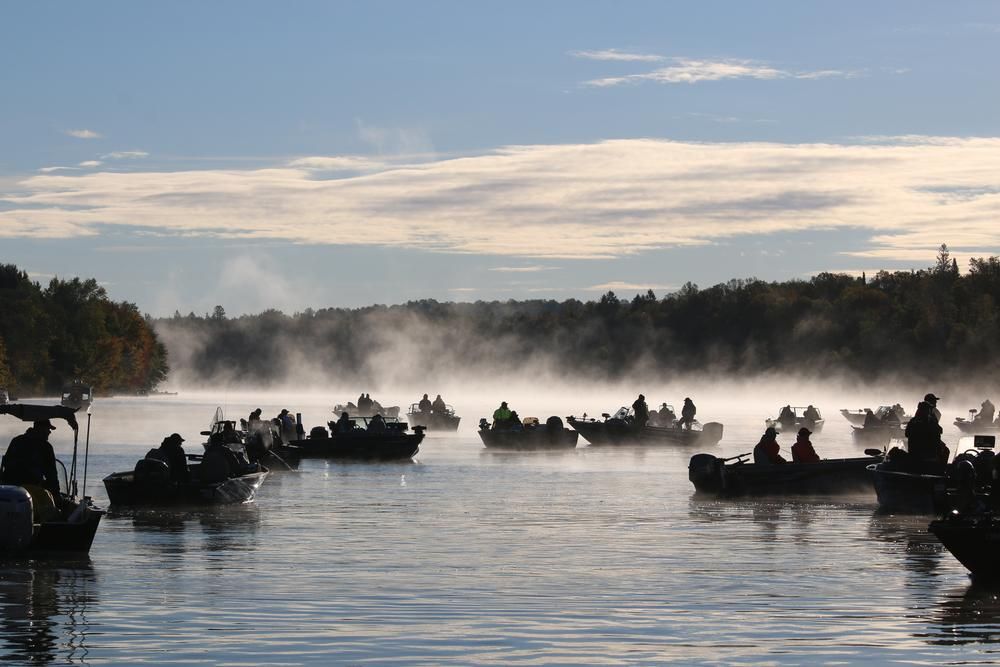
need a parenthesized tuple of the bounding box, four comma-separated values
(3, 1, 1000, 315)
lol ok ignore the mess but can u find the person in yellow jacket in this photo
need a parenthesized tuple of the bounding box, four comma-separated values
(492, 402, 513, 429)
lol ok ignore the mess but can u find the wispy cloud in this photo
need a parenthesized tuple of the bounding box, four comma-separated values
(488, 266, 558, 273)
(288, 156, 385, 171)
(65, 129, 102, 139)
(586, 281, 677, 292)
(78, 160, 103, 168)
(38, 166, 80, 173)
(101, 150, 149, 160)
(569, 49, 664, 63)
(5, 137, 1000, 263)
(585, 57, 855, 87)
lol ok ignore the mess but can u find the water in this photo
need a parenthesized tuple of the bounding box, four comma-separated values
(1, 392, 998, 665)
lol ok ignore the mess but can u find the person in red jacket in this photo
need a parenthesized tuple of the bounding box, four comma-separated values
(753, 427, 785, 464)
(791, 427, 820, 463)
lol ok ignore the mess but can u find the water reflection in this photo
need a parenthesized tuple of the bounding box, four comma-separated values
(928, 585, 1000, 645)
(867, 513, 946, 579)
(0, 560, 97, 665)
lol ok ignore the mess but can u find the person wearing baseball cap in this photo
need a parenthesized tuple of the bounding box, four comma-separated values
(1, 418, 60, 494)
(792, 427, 820, 463)
(157, 432, 189, 483)
(923, 393, 942, 422)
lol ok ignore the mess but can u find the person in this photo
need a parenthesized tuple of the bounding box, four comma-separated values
(658, 403, 676, 422)
(976, 399, 996, 424)
(335, 411, 354, 434)
(791, 427, 820, 463)
(279, 409, 296, 443)
(803, 405, 820, 422)
(247, 408, 263, 429)
(156, 433, 190, 483)
(924, 393, 942, 423)
(367, 413, 387, 433)
(679, 398, 697, 429)
(892, 404, 906, 422)
(492, 401, 513, 429)
(357, 393, 367, 411)
(201, 433, 254, 483)
(509, 411, 524, 430)
(632, 394, 649, 428)
(778, 405, 795, 426)
(418, 394, 433, 413)
(432, 394, 447, 413)
(753, 427, 785, 465)
(905, 400, 948, 469)
(862, 408, 881, 429)
(1, 419, 60, 495)
(360, 393, 373, 414)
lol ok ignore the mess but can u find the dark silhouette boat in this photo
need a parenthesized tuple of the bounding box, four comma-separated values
(0, 403, 103, 554)
(567, 407, 723, 447)
(103, 465, 268, 506)
(954, 416, 1000, 435)
(688, 450, 883, 497)
(406, 403, 461, 431)
(764, 406, 824, 434)
(840, 405, 909, 426)
(281, 416, 424, 461)
(60, 381, 93, 410)
(333, 400, 401, 420)
(869, 435, 996, 514)
(929, 512, 1000, 583)
(478, 416, 578, 450)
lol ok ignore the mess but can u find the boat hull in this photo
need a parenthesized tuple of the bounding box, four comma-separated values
(929, 516, 1000, 582)
(869, 464, 947, 514)
(954, 419, 1000, 435)
(103, 471, 268, 506)
(285, 432, 423, 460)
(569, 417, 724, 447)
(765, 418, 825, 434)
(851, 425, 903, 447)
(689, 454, 880, 497)
(406, 411, 461, 431)
(478, 428, 578, 450)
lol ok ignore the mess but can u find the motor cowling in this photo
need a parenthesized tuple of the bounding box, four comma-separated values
(0, 485, 33, 551)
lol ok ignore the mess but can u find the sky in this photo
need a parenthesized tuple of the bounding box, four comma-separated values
(3, 1, 1000, 316)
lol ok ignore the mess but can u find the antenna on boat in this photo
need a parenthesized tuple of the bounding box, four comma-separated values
(81, 404, 93, 498)
(70, 413, 80, 498)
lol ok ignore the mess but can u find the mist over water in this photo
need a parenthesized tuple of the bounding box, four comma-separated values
(1, 384, 998, 664)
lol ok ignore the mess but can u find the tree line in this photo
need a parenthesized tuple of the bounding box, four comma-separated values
(154, 245, 1000, 387)
(0, 264, 168, 396)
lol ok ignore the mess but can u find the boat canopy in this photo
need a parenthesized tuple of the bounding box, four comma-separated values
(0, 403, 80, 431)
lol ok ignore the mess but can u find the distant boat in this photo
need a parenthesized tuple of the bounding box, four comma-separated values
(840, 405, 909, 426)
(478, 416, 578, 450)
(60, 380, 93, 410)
(568, 407, 723, 447)
(103, 466, 267, 506)
(333, 400, 401, 420)
(282, 416, 423, 461)
(764, 406, 824, 434)
(406, 403, 461, 431)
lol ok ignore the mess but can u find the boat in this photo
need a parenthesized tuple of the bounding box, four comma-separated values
(929, 512, 1000, 583)
(60, 381, 93, 410)
(688, 450, 884, 497)
(868, 435, 996, 514)
(764, 406, 824, 434)
(406, 403, 461, 431)
(0, 403, 104, 554)
(567, 407, 724, 447)
(103, 464, 268, 506)
(478, 416, 578, 450)
(840, 405, 909, 426)
(851, 423, 905, 447)
(282, 415, 424, 461)
(333, 400, 401, 420)
(954, 416, 1000, 435)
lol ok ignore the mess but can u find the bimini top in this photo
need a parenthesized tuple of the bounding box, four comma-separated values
(0, 403, 79, 431)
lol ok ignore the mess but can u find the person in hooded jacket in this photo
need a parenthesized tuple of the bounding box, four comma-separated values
(791, 427, 820, 463)
(753, 427, 786, 465)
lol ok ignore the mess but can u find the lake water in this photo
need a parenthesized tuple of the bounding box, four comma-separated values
(1, 391, 998, 665)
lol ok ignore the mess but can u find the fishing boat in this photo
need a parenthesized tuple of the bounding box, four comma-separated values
(840, 405, 909, 426)
(929, 512, 1000, 583)
(567, 407, 723, 447)
(103, 464, 268, 506)
(282, 415, 424, 461)
(764, 406, 824, 434)
(688, 450, 883, 497)
(954, 416, 1000, 435)
(333, 399, 401, 420)
(0, 403, 104, 554)
(60, 381, 93, 410)
(851, 422, 905, 448)
(868, 435, 996, 514)
(406, 403, 461, 431)
(478, 416, 578, 450)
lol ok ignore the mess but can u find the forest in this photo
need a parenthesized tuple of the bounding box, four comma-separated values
(153, 246, 1000, 387)
(0, 264, 168, 396)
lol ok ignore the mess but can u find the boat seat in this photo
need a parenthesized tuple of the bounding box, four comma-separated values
(21, 483, 60, 523)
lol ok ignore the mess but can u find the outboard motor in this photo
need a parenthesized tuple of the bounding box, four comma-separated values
(134, 456, 171, 484)
(688, 454, 724, 494)
(310, 425, 329, 439)
(546, 416, 564, 442)
(0, 485, 33, 550)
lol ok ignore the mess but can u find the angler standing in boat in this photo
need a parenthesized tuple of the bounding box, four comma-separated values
(418, 394, 433, 413)
(432, 394, 447, 413)
(753, 427, 786, 464)
(904, 399, 948, 470)
(1, 418, 60, 495)
(679, 398, 697, 430)
(791, 427, 819, 463)
(924, 393, 942, 423)
(493, 402, 513, 429)
(632, 394, 649, 428)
